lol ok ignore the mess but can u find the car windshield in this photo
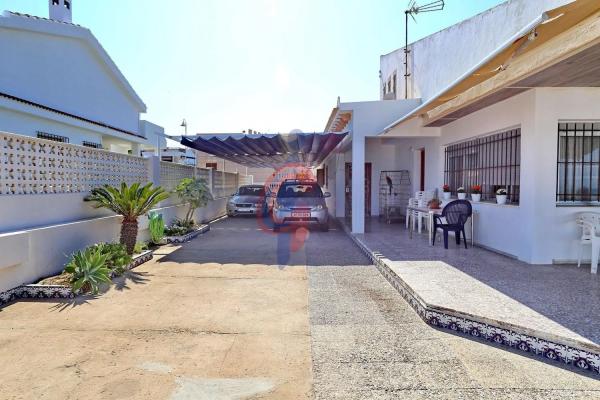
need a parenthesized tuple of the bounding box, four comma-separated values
(237, 186, 265, 196)
(277, 183, 323, 198)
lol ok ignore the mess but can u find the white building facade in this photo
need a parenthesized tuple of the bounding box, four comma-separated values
(0, 3, 161, 155)
(321, 0, 600, 265)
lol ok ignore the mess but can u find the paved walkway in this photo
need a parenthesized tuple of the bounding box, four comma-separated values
(0, 217, 599, 399)
(348, 218, 600, 354)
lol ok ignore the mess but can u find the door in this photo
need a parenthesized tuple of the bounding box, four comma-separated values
(420, 149, 425, 191)
(344, 162, 372, 218)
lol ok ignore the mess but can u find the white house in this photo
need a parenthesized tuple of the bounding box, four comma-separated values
(320, 0, 600, 264)
(0, 1, 159, 155)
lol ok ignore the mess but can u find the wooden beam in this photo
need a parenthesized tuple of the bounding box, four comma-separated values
(423, 10, 600, 126)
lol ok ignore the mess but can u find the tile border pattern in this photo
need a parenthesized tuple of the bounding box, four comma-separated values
(0, 250, 154, 307)
(337, 219, 600, 374)
(165, 224, 210, 244)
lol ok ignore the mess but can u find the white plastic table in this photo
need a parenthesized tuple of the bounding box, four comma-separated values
(407, 205, 475, 247)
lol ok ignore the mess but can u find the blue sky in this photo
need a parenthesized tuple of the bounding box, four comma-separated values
(1, 0, 505, 134)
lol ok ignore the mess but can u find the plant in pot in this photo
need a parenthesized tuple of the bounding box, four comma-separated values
(86, 182, 170, 255)
(442, 184, 451, 200)
(427, 198, 441, 209)
(496, 188, 508, 204)
(471, 185, 482, 202)
(175, 178, 213, 227)
(457, 187, 467, 200)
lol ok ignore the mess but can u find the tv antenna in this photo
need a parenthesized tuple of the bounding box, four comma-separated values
(403, 0, 445, 99)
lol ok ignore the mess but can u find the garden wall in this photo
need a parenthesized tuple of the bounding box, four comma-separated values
(0, 131, 241, 292)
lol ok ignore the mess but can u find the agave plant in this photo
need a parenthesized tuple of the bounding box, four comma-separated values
(64, 247, 111, 294)
(87, 183, 170, 254)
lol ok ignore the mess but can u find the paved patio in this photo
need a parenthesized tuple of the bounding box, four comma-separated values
(2, 217, 600, 400)
(345, 218, 600, 360)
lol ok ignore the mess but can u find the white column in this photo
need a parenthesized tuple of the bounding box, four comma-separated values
(131, 143, 141, 157)
(335, 154, 346, 218)
(352, 134, 365, 233)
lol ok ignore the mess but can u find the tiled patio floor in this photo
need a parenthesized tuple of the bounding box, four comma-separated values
(345, 218, 600, 354)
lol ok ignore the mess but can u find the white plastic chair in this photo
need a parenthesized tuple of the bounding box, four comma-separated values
(406, 198, 418, 230)
(576, 213, 600, 274)
(415, 191, 435, 233)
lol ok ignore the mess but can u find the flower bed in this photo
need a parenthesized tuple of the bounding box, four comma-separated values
(0, 250, 153, 307)
(165, 224, 210, 244)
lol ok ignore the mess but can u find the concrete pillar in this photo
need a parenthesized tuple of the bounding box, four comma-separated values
(351, 134, 365, 233)
(147, 155, 161, 187)
(335, 154, 345, 218)
(131, 143, 141, 157)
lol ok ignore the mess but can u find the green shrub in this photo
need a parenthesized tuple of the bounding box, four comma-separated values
(134, 242, 149, 255)
(64, 247, 111, 294)
(174, 178, 213, 225)
(148, 212, 165, 245)
(91, 243, 132, 275)
(165, 218, 196, 236)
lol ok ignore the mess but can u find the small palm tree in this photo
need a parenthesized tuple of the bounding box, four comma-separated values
(87, 182, 170, 254)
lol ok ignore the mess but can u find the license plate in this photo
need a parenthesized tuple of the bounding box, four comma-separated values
(292, 212, 311, 218)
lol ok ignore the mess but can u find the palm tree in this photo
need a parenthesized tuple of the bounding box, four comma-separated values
(87, 182, 170, 254)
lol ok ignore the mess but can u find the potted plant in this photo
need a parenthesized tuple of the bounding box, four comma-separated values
(442, 184, 451, 200)
(457, 187, 467, 200)
(496, 188, 508, 204)
(471, 185, 482, 202)
(86, 183, 170, 254)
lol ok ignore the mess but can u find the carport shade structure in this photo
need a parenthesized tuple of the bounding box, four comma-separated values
(178, 132, 348, 168)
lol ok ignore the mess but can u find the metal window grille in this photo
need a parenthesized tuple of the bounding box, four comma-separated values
(82, 141, 102, 149)
(444, 128, 521, 204)
(36, 131, 69, 143)
(556, 122, 600, 204)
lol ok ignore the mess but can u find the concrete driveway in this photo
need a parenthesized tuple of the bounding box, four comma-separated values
(1, 217, 599, 399)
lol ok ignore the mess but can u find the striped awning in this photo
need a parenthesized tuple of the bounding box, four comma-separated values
(179, 132, 348, 168)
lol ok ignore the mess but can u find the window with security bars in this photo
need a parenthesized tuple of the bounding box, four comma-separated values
(36, 131, 69, 143)
(444, 128, 521, 204)
(82, 141, 102, 149)
(556, 122, 600, 204)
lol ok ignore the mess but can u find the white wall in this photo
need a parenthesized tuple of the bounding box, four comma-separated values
(380, 0, 574, 101)
(0, 198, 227, 293)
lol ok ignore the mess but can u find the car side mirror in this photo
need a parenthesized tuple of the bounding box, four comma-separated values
(323, 192, 332, 198)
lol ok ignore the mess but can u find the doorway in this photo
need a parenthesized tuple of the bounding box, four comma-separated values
(344, 162, 372, 218)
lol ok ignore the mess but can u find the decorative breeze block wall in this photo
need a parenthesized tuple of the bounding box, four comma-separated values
(0, 132, 149, 195)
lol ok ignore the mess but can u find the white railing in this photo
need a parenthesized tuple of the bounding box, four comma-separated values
(0, 131, 148, 195)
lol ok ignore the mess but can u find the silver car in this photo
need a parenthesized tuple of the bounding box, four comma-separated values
(272, 180, 331, 231)
(227, 185, 267, 216)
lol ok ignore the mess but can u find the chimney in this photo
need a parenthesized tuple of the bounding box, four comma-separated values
(49, 0, 72, 23)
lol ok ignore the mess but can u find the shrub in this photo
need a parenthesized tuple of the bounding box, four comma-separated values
(148, 212, 165, 245)
(165, 218, 196, 237)
(64, 247, 111, 294)
(175, 178, 213, 225)
(134, 242, 149, 255)
(91, 243, 132, 275)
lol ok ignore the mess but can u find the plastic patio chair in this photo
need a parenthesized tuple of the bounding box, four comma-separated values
(415, 190, 435, 233)
(432, 199, 472, 249)
(576, 213, 600, 274)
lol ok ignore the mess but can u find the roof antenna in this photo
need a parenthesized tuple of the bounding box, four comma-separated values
(404, 0, 444, 99)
